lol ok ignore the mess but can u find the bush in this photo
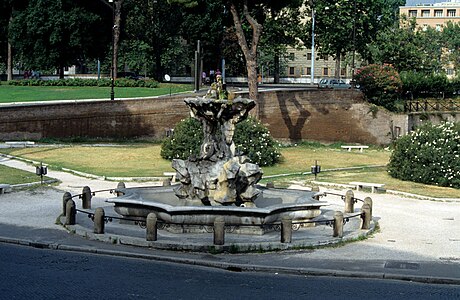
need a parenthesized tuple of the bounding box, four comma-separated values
(354, 64, 402, 111)
(388, 122, 460, 188)
(400, 72, 452, 98)
(8, 78, 158, 88)
(161, 117, 281, 166)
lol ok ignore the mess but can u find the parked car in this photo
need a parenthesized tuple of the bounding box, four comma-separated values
(117, 72, 144, 80)
(318, 78, 351, 89)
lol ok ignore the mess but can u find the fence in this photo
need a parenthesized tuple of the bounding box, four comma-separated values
(405, 100, 460, 113)
(62, 186, 373, 246)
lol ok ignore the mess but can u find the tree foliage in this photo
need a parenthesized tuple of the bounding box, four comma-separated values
(310, 0, 403, 77)
(9, 0, 111, 78)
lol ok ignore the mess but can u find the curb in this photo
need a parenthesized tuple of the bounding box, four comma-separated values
(1, 235, 459, 285)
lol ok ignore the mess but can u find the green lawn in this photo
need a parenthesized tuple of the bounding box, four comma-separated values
(0, 164, 51, 185)
(2, 144, 459, 198)
(0, 83, 192, 103)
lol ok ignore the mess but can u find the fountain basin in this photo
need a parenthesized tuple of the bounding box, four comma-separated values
(107, 185, 328, 234)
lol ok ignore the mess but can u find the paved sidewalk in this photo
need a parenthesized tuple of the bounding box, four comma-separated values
(1, 155, 459, 284)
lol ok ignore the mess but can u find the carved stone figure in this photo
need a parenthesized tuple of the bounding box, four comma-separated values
(172, 82, 261, 206)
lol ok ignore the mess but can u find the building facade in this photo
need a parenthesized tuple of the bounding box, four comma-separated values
(400, 0, 460, 31)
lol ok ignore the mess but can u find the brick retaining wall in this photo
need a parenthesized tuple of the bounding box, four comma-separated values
(0, 90, 409, 145)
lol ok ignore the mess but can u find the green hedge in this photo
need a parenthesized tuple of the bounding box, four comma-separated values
(7, 78, 159, 88)
(400, 72, 459, 98)
(388, 122, 460, 188)
(161, 117, 281, 166)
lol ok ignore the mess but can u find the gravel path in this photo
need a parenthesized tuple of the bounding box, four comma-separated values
(1, 156, 459, 263)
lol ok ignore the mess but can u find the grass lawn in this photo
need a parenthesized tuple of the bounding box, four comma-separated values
(0, 164, 51, 185)
(2, 143, 459, 198)
(0, 83, 192, 103)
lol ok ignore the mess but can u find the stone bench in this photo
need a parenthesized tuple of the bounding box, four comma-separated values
(341, 145, 369, 152)
(349, 181, 385, 193)
(163, 172, 177, 182)
(0, 184, 12, 194)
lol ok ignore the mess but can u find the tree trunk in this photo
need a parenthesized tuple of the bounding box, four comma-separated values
(7, 42, 13, 81)
(113, 0, 123, 79)
(335, 50, 341, 78)
(59, 65, 65, 79)
(274, 52, 280, 84)
(229, 2, 262, 113)
(7, 15, 13, 81)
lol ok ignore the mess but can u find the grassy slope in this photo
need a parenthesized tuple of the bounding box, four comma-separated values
(0, 83, 192, 103)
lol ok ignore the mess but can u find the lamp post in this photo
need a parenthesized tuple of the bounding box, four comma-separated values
(109, 0, 115, 100)
(310, 6, 315, 85)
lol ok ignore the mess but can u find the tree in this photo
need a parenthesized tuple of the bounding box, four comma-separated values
(123, 0, 184, 81)
(441, 21, 460, 74)
(169, 0, 302, 110)
(259, 4, 303, 83)
(9, 0, 111, 78)
(310, 0, 399, 78)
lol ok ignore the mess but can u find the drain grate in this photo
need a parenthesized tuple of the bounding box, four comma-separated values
(384, 261, 420, 270)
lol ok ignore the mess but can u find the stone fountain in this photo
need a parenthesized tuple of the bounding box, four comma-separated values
(107, 76, 327, 234)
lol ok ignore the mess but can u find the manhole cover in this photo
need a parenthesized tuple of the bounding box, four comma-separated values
(384, 261, 420, 270)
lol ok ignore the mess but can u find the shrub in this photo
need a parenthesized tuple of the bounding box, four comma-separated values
(388, 122, 460, 188)
(161, 117, 281, 166)
(8, 78, 158, 88)
(400, 72, 452, 98)
(160, 117, 203, 160)
(354, 64, 402, 111)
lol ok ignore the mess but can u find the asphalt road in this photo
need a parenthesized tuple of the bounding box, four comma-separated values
(1, 243, 459, 300)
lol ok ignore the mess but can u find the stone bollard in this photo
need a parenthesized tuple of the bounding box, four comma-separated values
(361, 204, 372, 230)
(162, 178, 171, 186)
(311, 186, 320, 200)
(93, 208, 105, 234)
(116, 182, 126, 197)
(146, 213, 158, 241)
(62, 192, 72, 216)
(344, 190, 354, 213)
(213, 216, 225, 245)
(266, 182, 275, 189)
(281, 216, 293, 243)
(364, 197, 373, 217)
(333, 211, 344, 238)
(65, 200, 76, 225)
(81, 186, 92, 209)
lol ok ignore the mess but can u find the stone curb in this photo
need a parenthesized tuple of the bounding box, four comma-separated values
(1, 235, 459, 285)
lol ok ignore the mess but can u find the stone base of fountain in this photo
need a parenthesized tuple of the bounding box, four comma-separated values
(107, 185, 327, 235)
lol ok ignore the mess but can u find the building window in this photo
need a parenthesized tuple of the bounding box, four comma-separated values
(323, 68, 329, 76)
(446, 69, 454, 76)
(434, 10, 443, 17)
(307, 53, 312, 60)
(447, 9, 456, 17)
(436, 24, 442, 31)
(289, 67, 295, 75)
(409, 10, 417, 17)
(289, 53, 295, 61)
(320, 54, 328, 61)
(341, 68, 347, 77)
(422, 24, 428, 31)
(421, 10, 430, 17)
(306, 67, 311, 75)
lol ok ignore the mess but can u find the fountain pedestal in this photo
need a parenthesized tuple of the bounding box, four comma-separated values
(172, 97, 262, 206)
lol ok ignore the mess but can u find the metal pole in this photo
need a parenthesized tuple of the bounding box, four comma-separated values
(351, 0, 356, 86)
(311, 7, 315, 85)
(110, 0, 115, 100)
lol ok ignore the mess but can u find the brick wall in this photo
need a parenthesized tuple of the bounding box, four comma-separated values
(0, 90, 408, 145)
